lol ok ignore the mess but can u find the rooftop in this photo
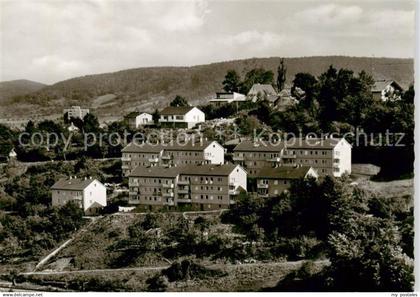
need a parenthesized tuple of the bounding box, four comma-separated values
(256, 166, 313, 179)
(248, 83, 277, 96)
(233, 140, 285, 152)
(160, 106, 195, 115)
(372, 80, 402, 93)
(51, 177, 96, 191)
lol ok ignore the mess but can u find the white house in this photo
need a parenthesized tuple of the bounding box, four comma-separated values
(51, 177, 107, 215)
(64, 106, 89, 120)
(372, 80, 403, 101)
(127, 112, 153, 129)
(159, 106, 205, 129)
(209, 92, 246, 105)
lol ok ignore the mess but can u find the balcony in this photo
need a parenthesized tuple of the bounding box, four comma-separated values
(178, 189, 189, 194)
(177, 180, 190, 185)
(162, 192, 174, 197)
(129, 191, 138, 196)
(228, 189, 239, 195)
(267, 157, 281, 162)
(232, 155, 244, 161)
(257, 183, 269, 189)
(121, 156, 131, 161)
(122, 164, 130, 169)
(258, 193, 269, 198)
(177, 198, 192, 203)
(162, 183, 174, 188)
(282, 154, 296, 159)
(161, 154, 171, 160)
(148, 157, 159, 163)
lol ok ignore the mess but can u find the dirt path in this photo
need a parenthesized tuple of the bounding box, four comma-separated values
(33, 216, 101, 272)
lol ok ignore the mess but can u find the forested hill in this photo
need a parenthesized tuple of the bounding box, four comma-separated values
(1, 56, 413, 118)
(0, 79, 46, 101)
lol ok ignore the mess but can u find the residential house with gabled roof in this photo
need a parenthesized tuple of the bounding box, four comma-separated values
(247, 83, 278, 102)
(371, 80, 403, 101)
(126, 112, 153, 129)
(51, 177, 107, 214)
(159, 106, 205, 129)
(256, 166, 318, 197)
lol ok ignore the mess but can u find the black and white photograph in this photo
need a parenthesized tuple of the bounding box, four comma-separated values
(0, 0, 417, 293)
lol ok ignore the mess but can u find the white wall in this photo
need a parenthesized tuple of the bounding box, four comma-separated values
(204, 141, 225, 164)
(185, 107, 205, 128)
(83, 180, 107, 211)
(334, 139, 352, 177)
(136, 113, 153, 127)
(229, 165, 247, 191)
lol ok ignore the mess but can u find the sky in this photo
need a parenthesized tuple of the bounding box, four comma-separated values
(0, 0, 416, 84)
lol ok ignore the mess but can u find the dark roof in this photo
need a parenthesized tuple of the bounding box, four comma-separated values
(180, 164, 240, 176)
(122, 140, 219, 153)
(125, 112, 150, 119)
(51, 178, 96, 191)
(372, 80, 403, 93)
(129, 164, 241, 178)
(164, 140, 220, 151)
(248, 84, 277, 96)
(160, 106, 195, 115)
(286, 137, 343, 149)
(130, 166, 180, 178)
(233, 140, 285, 152)
(121, 142, 164, 153)
(256, 166, 313, 179)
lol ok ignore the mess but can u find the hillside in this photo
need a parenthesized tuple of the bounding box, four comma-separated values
(0, 79, 46, 102)
(1, 56, 413, 119)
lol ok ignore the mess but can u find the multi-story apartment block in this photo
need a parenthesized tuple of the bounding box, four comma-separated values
(256, 166, 318, 198)
(128, 164, 247, 211)
(233, 140, 285, 176)
(64, 106, 89, 120)
(159, 106, 205, 129)
(121, 140, 225, 176)
(51, 177, 107, 214)
(233, 137, 351, 177)
(283, 137, 352, 177)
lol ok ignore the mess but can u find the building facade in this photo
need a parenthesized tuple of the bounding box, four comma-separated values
(256, 166, 318, 197)
(247, 83, 278, 102)
(121, 140, 225, 176)
(51, 177, 107, 214)
(128, 164, 247, 211)
(159, 106, 205, 129)
(372, 80, 403, 101)
(232, 137, 352, 177)
(64, 106, 89, 120)
(209, 92, 246, 105)
(127, 112, 153, 129)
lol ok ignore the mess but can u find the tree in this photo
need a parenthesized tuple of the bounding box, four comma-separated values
(222, 70, 241, 92)
(152, 109, 160, 124)
(170, 95, 189, 107)
(240, 68, 274, 94)
(277, 58, 287, 91)
(292, 73, 318, 103)
(82, 113, 100, 133)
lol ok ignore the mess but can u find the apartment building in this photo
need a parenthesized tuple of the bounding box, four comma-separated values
(177, 164, 247, 210)
(283, 137, 352, 177)
(232, 137, 351, 177)
(256, 166, 318, 198)
(64, 106, 89, 120)
(51, 177, 107, 214)
(128, 166, 179, 210)
(121, 140, 225, 176)
(128, 164, 247, 211)
(159, 106, 205, 129)
(232, 140, 285, 176)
